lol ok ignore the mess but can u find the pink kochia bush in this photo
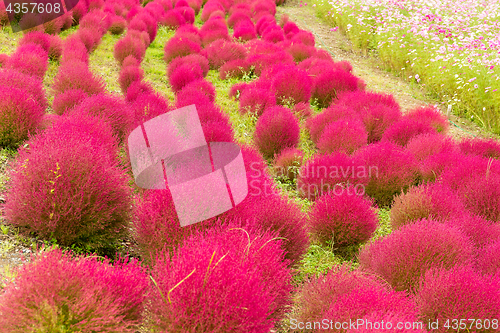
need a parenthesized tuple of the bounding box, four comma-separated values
(296, 153, 370, 201)
(52, 61, 106, 97)
(406, 105, 449, 133)
(254, 106, 300, 159)
(239, 87, 276, 116)
(312, 68, 364, 108)
(381, 117, 438, 146)
(295, 265, 419, 329)
(5, 115, 131, 251)
(358, 219, 475, 292)
(114, 34, 146, 65)
(273, 147, 304, 180)
(0, 249, 149, 332)
(354, 142, 418, 207)
(459, 137, 500, 159)
(390, 183, 466, 230)
(52, 89, 89, 115)
(0, 85, 44, 147)
(308, 191, 378, 248)
(317, 118, 368, 154)
(271, 65, 312, 105)
(417, 266, 500, 330)
(7, 43, 49, 79)
(146, 221, 294, 332)
(164, 35, 202, 63)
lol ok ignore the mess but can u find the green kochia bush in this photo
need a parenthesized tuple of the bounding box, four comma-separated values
(5, 114, 131, 252)
(0, 249, 149, 332)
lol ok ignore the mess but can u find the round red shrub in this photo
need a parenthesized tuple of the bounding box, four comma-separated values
(18, 31, 51, 52)
(229, 82, 248, 100)
(61, 36, 89, 65)
(271, 66, 312, 105)
(254, 106, 300, 159)
(200, 0, 224, 21)
(317, 118, 368, 154)
(167, 53, 209, 78)
(459, 137, 500, 159)
(273, 147, 303, 180)
(347, 312, 427, 333)
(109, 15, 127, 35)
(227, 10, 251, 28)
(159, 8, 186, 29)
(126, 81, 155, 102)
(119, 65, 144, 93)
(203, 39, 247, 69)
(405, 132, 457, 161)
(292, 101, 312, 119)
(312, 68, 363, 108)
(114, 34, 146, 65)
(354, 141, 418, 207)
(52, 61, 106, 96)
(417, 265, 500, 330)
(0, 68, 47, 110)
(202, 120, 234, 142)
(131, 91, 173, 125)
(219, 59, 251, 80)
(5, 116, 130, 250)
(48, 35, 63, 61)
(177, 79, 216, 102)
(382, 117, 438, 146)
(77, 28, 101, 52)
(358, 219, 475, 292)
(234, 20, 257, 41)
(287, 43, 316, 63)
(390, 183, 466, 230)
(309, 191, 377, 248)
(52, 88, 88, 115)
(6, 43, 48, 79)
(306, 104, 358, 143)
(146, 221, 294, 331)
(406, 105, 449, 133)
(163, 35, 201, 63)
(239, 87, 276, 116)
(0, 249, 149, 332)
(0, 85, 44, 147)
(70, 93, 134, 141)
(168, 62, 204, 93)
(291, 30, 315, 46)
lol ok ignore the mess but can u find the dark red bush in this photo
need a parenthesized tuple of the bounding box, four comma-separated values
(405, 132, 457, 161)
(359, 219, 475, 292)
(0, 249, 149, 332)
(203, 39, 247, 69)
(0, 54, 7, 67)
(254, 106, 300, 159)
(159, 8, 186, 29)
(292, 101, 312, 119)
(109, 15, 127, 35)
(219, 59, 251, 80)
(119, 65, 144, 93)
(77, 28, 102, 52)
(273, 147, 303, 180)
(306, 104, 359, 143)
(48, 35, 63, 61)
(286, 43, 316, 62)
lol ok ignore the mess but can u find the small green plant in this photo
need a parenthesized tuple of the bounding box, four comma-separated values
(0, 224, 9, 235)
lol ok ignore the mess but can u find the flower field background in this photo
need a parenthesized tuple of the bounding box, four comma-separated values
(310, 0, 500, 134)
(0, 0, 499, 331)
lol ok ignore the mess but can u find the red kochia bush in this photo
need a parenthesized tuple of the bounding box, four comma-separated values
(226, 192, 309, 266)
(0, 249, 149, 332)
(48, 35, 63, 61)
(202, 119, 234, 142)
(234, 20, 257, 41)
(239, 87, 276, 116)
(219, 59, 251, 80)
(273, 147, 304, 180)
(5, 114, 131, 250)
(146, 221, 293, 332)
(405, 132, 457, 161)
(406, 105, 449, 133)
(459, 137, 500, 159)
(312, 68, 363, 108)
(163, 35, 201, 63)
(0, 68, 47, 110)
(177, 79, 216, 102)
(52, 88, 88, 115)
(354, 141, 418, 207)
(271, 65, 312, 105)
(167, 53, 209, 78)
(61, 36, 89, 65)
(114, 34, 146, 65)
(358, 219, 475, 292)
(168, 62, 204, 92)
(131, 92, 173, 124)
(52, 61, 106, 97)
(306, 104, 358, 143)
(476, 239, 500, 275)
(295, 265, 415, 324)
(291, 30, 315, 46)
(381, 117, 438, 146)
(309, 191, 378, 248)
(119, 64, 144, 93)
(203, 39, 247, 69)
(71, 93, 134, 142)
(18, 31, 51, 52)
(317, 118, 368, 154)
(200, 0, 225, 21)
(390, 183, 466, 230)
(109, 15, 127, 35)
(254, 106, 300, 159)
(159, 9, 186, 29)
(0, 54, 8, 67)
(417, 266, 500, 330)
(0, 85, 44, 147)
(6, 43, 49, 79)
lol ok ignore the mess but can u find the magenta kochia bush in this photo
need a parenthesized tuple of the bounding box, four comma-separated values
(296, 265, 418, 327)
(219, 59, 251, 80)
(239, 87, 276, 116)
(114, 34, 146, 65)
(202, 39, 247, 69)
(52, 89, 88, 115)
(164, 35, 202, 63)
(0, 249, 149, 332)
(405, 132, 457, 161)
(354, 142, 418, 207)
(18, 31, 51, 52)
(168, 62, 204, 93)
(52, 61, 106, 97)
(390, 183, 466, 230)
(0, 85, 44, 147)
(0, 69, 47, 110)
(71, 93, 134, 142)
(317, 119, 368, 154)
(308, 191, 378, 248)
(273, 147, 304, 180)
(381, 117, 438, 146)
(417, 266, 500, 330)
(358, 219, 475, 292)
(5, 115, 131, 251)
(406, 105, 449, 133)
(6, 43, 49, 79)
(146, 221, 294, 332)
(312, 68, 363, 108)
(272, 65, 312, 105)
(254, 106, 300, 159)
(296, 153, 370, 201)
(459, 137, 500, 159)
(226, 192, 309, 266)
